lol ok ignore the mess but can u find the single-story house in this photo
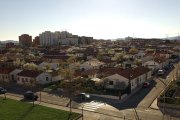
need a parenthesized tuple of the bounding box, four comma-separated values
(80, 58, 105, 71)
(103, 66, 152, 91)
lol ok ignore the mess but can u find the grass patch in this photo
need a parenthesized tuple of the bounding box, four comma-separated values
(0, 97, 80, 120)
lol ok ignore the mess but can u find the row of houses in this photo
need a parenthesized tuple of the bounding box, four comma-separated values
(0, 68, 61, 86)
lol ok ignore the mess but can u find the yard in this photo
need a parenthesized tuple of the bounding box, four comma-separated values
(159, 81, 180, 105)
(0, 97, 80, 120)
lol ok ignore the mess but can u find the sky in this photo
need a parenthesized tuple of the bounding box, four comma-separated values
(0, 0, 180, 40)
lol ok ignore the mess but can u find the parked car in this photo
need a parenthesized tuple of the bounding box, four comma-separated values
(75, 93, 91, 100)
(157, 69, 165, 76)
(143, 82, 150, 88)
(0, 87, 7, 94)
(24, 91, 38, 101)
(164, 66, 170, 70)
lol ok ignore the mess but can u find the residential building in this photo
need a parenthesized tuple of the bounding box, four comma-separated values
(103, 66, 152, 91)
(0, 68, 15, 82)
(39, 31, 57, 46)
(17, 70, 47, 86)
(19, 34, 32, 47)
(33, 36, 40, 46)
(9, 69, 23, 83)
(6, 42, 15, 49)
(59, 37, 79, 45)
(80, 58, 105, 71)
(16, 70, 61, 86)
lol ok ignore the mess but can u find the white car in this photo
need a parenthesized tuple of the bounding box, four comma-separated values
(157, 69, 165, 76)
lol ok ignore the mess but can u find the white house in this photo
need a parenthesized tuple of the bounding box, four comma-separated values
(80, 59, 105, 71)
(17, 70, 49, 86)
(103, 66, 152, 91)
(104, 74, 129, 90)
(17, 70, 62, 86)
(143, 60, 160, 70)
(9, 69, 23, 82)
(143, 58, 169, 70)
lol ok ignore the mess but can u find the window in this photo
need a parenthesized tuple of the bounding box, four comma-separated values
(131, 82, 134, 86)
(109, 81, 114, 85)
(25, 78, 28, 82)
(46, 77, 49, 81)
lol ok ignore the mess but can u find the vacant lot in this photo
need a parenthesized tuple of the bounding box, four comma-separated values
(0, 97, 79, 120)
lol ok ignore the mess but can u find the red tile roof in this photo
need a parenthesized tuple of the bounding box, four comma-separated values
(17, 70, 42, 78)
(154, 57, 167, 63)
(102, 66, 150, 80)
(74, 69, 98, 77)
(43, 55, 70, 60)
(117, 66, 150, 80)
(0, 68, 15, 74)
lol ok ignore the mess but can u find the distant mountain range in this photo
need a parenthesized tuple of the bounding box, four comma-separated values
(0, 40, 18, 44)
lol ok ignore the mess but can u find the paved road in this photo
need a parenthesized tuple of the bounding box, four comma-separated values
(1, 64, 179, 120)
(75, 65, 178, 120)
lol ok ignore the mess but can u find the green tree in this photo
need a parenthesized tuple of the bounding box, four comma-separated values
(134, 59, 142, 66)
(23, 63, 38, 70)
(97, 54, 104, 61)
(58, 59, 75, 114)
(129, 48, 138, 54)
(114, 53, 124, 63)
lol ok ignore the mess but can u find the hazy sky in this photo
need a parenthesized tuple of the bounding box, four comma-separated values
(0, 0, 180, 40)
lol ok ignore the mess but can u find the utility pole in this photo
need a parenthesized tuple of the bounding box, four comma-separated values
(3, 77, 6, 100)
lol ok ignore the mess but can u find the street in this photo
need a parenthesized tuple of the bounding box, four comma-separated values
(0, 64, 179, 120)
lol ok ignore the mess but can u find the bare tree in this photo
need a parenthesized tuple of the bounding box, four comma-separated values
(58, 59, 75, 114)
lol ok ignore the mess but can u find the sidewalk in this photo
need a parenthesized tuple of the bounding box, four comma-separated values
(0, 94, 124, 120)
(150, 98, 159, 110)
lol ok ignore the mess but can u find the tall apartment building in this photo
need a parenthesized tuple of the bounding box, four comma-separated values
(39, 31, 58, 46)
(19, 34, 32, 47)
(39, 31, 93, 46)
(33, 36, 40, 46)
(79, 36, 93, 44)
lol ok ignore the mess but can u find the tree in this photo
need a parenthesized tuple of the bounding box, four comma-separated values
(58, 59, 75, 114)
(102, 78, 109, 88)
(23, 63, 38, 70)
(30, 79, 36, 106)
(95, 80, 104, 90)
(13, 59, 21, 68)
(129, 48, 138, 54)
(67, 56, 76, 64)
(134, 59, 142, 66)
(114, 53, 124, 63)
(145, 48, 155, 52)
(45, 64, 51, 70)
(97, 54, 104, 61)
